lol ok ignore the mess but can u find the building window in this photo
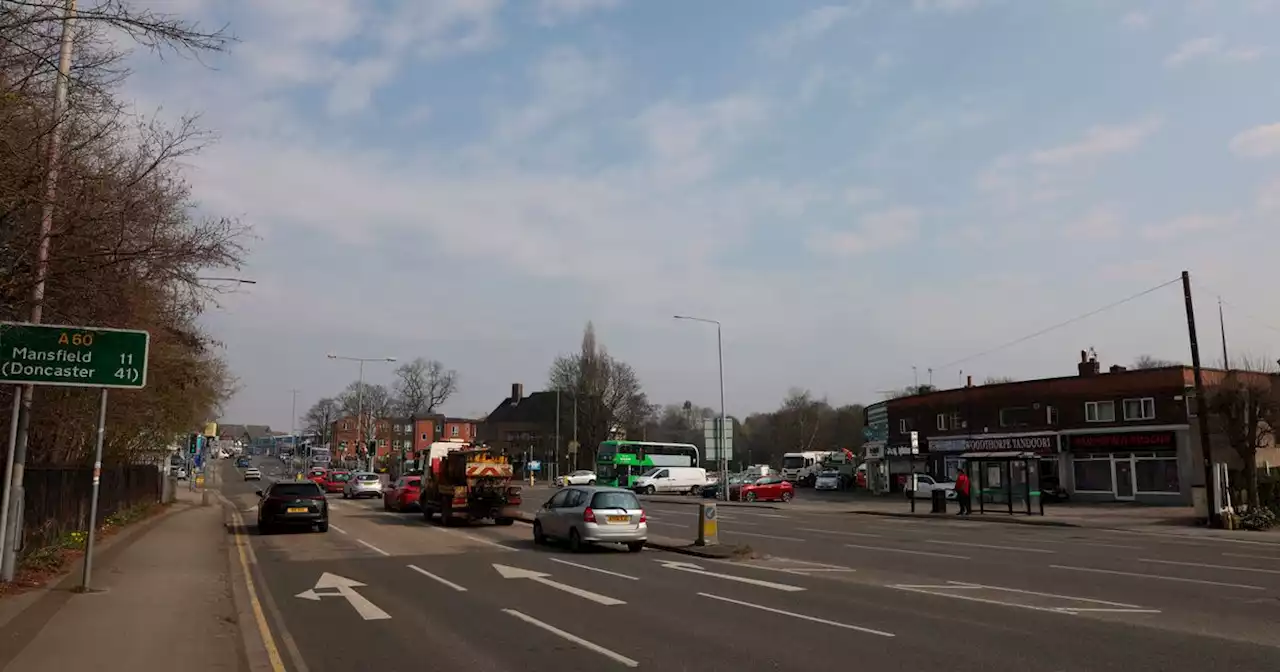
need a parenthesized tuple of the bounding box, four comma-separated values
(1184, 392, 1197, 418)
(999, 407, 1030, 428)
(1123, 398, 1155, 421)
(379, 439, 387, 447)
(450, 425, 460, 438)
(1073, 457, 1114, 492)
(949, 412, 963, 430)
(1046, 406, 1059, 425)
(936, 414, 947, 430)
(342, 421, 349, 430)
(1085, 401, 1115, 423)
(1136, 457, 1180, 493)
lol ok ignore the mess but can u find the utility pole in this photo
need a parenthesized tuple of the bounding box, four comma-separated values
(1218, 298, 1229, 371)
(3, 0, 78, 582)
(290, 389, 300, 476)
(554, 391, 561, 484)
(1182, 271, 1220, 528)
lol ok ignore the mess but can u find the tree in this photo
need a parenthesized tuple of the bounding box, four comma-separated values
(392, 357, 458, 415)
(301, 397, 341, 445)
(1133, 355, 1181, 369)
(983, 376, 1016, 385)
(338, 382, 394, 420)
(1206, 357, 1280, 509)
(548, 322, 651, 464)
(883, 384, 937, 399)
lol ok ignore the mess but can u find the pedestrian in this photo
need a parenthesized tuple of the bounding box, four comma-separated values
(955, 467, 972, 515)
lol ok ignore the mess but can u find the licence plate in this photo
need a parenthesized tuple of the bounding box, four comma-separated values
(606, 515, 629, 524)
(286, 507, 307, 513)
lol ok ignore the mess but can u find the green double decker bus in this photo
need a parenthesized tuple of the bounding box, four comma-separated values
(595, 440, 700, 488)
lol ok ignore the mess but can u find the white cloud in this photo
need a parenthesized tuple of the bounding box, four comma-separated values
(326, 58, 397, 116)
(535, 0, 622, 25)
(1140, 213, 1235, 241)
(1229, 122, 1280, 158)
(492, 46, 616, 142)
(1165, 36, 1263, 67)
(633, 95, 770, 184)
(763, 5, 859, 55)
(911, 0, 984, 13)
(807, 207, 921, 256)
(1029, 119, 1161, 166)
(1063, 208, 1124, 240)
(1120, 11, 1150, 29)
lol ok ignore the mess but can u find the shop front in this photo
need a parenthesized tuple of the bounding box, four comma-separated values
(1063, 429, 1191, 504)
(864, 441, 921, 494)
(926, 433, 1059, 483)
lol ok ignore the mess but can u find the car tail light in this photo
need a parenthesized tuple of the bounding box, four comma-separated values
(583, 507, 596, 523)
(639, 510, 646, 523)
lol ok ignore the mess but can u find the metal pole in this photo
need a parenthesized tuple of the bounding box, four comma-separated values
(3, 0, 77, 584)
(357, 361, 365, 471)
(554, 391, 561, 484)
(81, 388, 107, 591)
(716, 322, 727, 502)
(1218, 298, 1229, 371)
(0, 392, 22, 562)
(1183, 271, 1220, 528)
(201, 429, 211, 506)
(572, 394, 578, 472)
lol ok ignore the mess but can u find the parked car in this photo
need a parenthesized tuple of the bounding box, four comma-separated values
(174, 467, 188, 481)
(814, 469, 841, 491)
(701, 473, 749, 499)
(533, 486, 646, 553)
(343, 472, 383, 499)
(906, 474, 957, 500)
(740, 476, 795, 503)
(321, 469, 351, 493)
(307, 468, 327, 485)
(256, 481, 328, 533)
(557, 470, 597, 486)
(243, 467, 262, 481)
(383, 475, 423, 512)
(631, 467, 707, 495)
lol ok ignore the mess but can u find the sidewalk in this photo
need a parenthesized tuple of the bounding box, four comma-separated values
(0, 488, 245, 671)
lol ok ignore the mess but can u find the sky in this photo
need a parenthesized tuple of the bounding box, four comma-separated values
(119, 0, 1280, 429)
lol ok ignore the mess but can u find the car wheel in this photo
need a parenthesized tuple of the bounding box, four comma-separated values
(316, 522, 329, 533)
(781, 491, 793, 502)
(688, 486, 700, 496)
(745, 491, 757, 503)
(644, 485, 656, 495)
(533, 521, 547, 545)
(568, 528, 584, 553)
(627, 541, 645, 553)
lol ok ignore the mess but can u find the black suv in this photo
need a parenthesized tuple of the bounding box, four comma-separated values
(256, 481, 329, 533)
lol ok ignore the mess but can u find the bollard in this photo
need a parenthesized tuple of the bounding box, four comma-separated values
(695, 501, 718, 546)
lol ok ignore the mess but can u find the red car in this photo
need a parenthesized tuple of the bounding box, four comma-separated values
(307, 468, 327, 485)
(383, 475, 423, 512)
(740, 476, 794, 503)
(321, 469, 351, 493)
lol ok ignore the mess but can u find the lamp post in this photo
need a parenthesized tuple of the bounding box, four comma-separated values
(673, 315, 728, 501)
(327, 354, 396, 473)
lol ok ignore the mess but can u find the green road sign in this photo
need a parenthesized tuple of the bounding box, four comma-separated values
(0, 322, 149, 389)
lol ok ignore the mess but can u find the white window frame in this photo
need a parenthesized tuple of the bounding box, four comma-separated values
(1134, 455, 1181, 495)
(1046, 406, 1059, 425)
(1122, 397, 1155, 421)
(949, 412, 963, 430)
(899, 419, 908, 433)
(1085, 401, 1115, 423)
(1185, 392, 1198, 418)
(936, 414, 947, 430)
(450, 425, 460, 438)
(1071, 455, 1115, 493)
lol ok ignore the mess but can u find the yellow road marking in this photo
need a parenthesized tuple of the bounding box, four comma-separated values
(231, 508, 288, 672)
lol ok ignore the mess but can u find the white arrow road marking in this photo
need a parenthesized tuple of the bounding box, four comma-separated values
(655, 560, 806, 592)
(550, 558, 640, 580)
(699, 593, 894, 637)
(503, 609, 638, 668)
(294, 572, 392, 620)
(492, 564, 626, 605)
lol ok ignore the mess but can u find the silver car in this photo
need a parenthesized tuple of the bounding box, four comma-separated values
(533, 486, 646, 553)
(343, 472, 383, 499)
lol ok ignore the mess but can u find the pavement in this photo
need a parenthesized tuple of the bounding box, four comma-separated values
(208, 458, 1280, 671)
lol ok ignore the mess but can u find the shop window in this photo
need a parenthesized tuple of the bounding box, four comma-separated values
(1123, 398, 1156, 421)
(1073, 458, 1114, 492)
(1136, 458, 1179, 493)
(1085, 401, 1115, 423)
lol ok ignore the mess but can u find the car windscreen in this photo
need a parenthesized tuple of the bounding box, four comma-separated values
(356, 474, 379, 481)
(639, 467, 661, 478)
(590, 491, 640, 510)
(403, 477, 421, 487)
(330, 473, 350, 481)
(269, 483, 322, 497)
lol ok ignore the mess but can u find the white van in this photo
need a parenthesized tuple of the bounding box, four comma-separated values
(631, 467, 707, 495)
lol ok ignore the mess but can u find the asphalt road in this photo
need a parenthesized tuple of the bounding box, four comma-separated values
(223, 458, 1280, 671)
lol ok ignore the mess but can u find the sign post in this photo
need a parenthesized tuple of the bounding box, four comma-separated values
(0, 322, 149, 590)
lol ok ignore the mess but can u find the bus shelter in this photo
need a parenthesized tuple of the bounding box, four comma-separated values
(961, 451, 1044, 516)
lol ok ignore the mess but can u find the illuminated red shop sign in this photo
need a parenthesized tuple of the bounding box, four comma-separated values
(1067, 431, 1175, 451)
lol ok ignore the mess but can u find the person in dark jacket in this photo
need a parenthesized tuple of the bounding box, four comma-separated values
(955, 468, 972, 515)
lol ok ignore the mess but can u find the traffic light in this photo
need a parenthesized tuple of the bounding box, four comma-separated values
(367, 440, 377, 456)
(188, 434, 199, 455)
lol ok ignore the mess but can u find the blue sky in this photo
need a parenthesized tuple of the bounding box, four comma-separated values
(124, 0, 1280, 428)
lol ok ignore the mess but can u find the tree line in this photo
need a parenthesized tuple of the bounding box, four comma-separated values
(300, 358, 459, 446)
(0, 2, 240, 464)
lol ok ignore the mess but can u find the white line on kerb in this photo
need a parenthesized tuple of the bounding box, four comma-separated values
(503, 609, 639, 668)
(844, 543, 970, 560)
(1050, 565, 1265, 591)
(550, 558, 640, 580)
(329, 524, 348, 534)
(408, 564, 467, 592)
(357, 539, 390, 556)
(699, 593, 894, 637)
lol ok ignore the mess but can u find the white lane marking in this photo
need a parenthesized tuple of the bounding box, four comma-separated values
(1050, 565, 1265, 590)
(699, 593, 894, 637)
(357, 539, 391, 556)
(295, 573, 392, 621)
(493, 564, 625, 606)
(943, 581, 1148, 607)
(1224, 552, 1280, 561)
(724, 530, 805, 542)
(799, 527, 882, 538)
(408, 564, 468, 592)
(735, 512, 788, 519)
(888, 584, 1160, 616)
(844, 543, 970, 560)
(550, 558, 640, 581)
(434, 526, 516, 551)
(1024, 538, 1141, 550)
(503, 609, 639, 668)
(329, 524, 348, 535)
(1063, 608, 1163, 613)
(923, 539, 1056, 554)
(656, 559, 806, 592)
(1136, 558, 1280, 575)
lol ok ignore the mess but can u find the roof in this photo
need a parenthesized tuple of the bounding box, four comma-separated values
(244, 425, 272, 440)
(485, 390, 559, 425)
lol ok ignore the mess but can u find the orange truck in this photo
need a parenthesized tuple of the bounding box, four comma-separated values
(419, 447, 521, 526)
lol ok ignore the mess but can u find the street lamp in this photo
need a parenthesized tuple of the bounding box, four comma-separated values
(327, 354, 396, 473)
(673, 315, 728, 501)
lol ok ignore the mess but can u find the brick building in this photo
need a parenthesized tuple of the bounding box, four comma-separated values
(864, 351, 1279, 505)
(328, 416, 394, 461)
(411, 414, 479, 452)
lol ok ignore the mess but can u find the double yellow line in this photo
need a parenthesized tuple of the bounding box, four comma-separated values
(228, 506, 288, 672)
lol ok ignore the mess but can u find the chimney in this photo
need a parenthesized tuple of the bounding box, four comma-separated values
(510, 383, 524, 404)
(1109, 365, 1127, 374)
(966, 375, 973, 388)
(1077, 352, 1101, 377)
